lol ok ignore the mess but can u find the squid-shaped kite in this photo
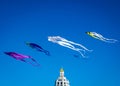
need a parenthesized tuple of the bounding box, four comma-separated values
(26, 42, 50, 56)
(4, 52, 40, 66)
(86, 32, 118, 43)
(48, 36, 92, 57)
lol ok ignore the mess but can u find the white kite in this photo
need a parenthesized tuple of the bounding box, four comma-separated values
(86, 32, 118, 43)
(48, 36, 92, 57)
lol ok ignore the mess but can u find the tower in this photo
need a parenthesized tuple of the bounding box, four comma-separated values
(55, 68, 70, 86)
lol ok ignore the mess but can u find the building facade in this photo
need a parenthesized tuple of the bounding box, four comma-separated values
(55, 68, 70, 86)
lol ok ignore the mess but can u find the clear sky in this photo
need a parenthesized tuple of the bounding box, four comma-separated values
(0, 0, 120, 86)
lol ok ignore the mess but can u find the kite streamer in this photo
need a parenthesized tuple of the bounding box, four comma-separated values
(48, 36, 92, 57)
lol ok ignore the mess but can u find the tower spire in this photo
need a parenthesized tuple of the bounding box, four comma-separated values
(55, 68, 70, 86)
(60, 68, 64, 77)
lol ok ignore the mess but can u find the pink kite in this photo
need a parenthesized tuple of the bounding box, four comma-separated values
(4, 52, 40, 67)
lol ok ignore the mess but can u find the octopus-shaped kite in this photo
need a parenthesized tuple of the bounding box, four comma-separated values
(26, 42, 50, 56)
(86, 32, 118, 43)
(4, 52, 40, 66)
(48, 36, 92, 57)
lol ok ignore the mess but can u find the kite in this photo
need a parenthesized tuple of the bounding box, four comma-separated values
(86, 32, 118, 43)
(26, 42, 50, 56)
(48, 36, 92, 57)
(73, 54, 79, 58)
(4, 52, 40, 66)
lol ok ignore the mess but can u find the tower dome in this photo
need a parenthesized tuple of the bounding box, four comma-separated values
(55, 68, 70, 86)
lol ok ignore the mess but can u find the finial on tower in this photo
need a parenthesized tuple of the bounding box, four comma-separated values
(60, 68, 64, 72)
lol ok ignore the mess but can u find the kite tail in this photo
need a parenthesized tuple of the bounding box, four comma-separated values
(27, 61, 40, 67)
(77, 49, 92, 58)
(102, 38, 118, 43)
(77, 50, 86, 58)
(44, 50, 50, 56)
(21, 58, 40, 67)
(30, 58, 40, 67)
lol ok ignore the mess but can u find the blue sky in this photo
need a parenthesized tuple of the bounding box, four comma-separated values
(0, 0, 120, 86)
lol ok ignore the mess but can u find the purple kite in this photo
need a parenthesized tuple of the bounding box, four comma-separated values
(4, 52, 40, 67)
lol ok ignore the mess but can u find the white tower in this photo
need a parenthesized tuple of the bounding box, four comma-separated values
(55, 68, 70, 86)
